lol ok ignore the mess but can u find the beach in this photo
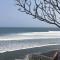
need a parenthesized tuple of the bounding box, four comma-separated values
(0, 28, 60, 60)
(0, 45, 60, 60)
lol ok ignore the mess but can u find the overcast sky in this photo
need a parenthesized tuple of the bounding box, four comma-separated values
(0, 0, 56, 27)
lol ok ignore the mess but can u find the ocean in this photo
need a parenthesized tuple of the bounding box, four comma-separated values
(0, 27, 60, 53)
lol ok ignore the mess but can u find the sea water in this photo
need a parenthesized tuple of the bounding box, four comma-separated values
(0, 27, 60, 53)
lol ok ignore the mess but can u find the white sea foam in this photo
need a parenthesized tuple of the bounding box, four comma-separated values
(0, 44, 59, 53)
(0, 31, 60, 53)
(0, 31, 60, 41)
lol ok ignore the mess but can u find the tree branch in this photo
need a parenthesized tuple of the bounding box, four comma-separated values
(16, 0, 60, 28)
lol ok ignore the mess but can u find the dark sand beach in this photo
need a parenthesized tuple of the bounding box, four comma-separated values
(0, 45, 60, 60)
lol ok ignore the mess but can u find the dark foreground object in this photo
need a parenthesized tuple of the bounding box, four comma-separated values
(28, 50, 59, 60)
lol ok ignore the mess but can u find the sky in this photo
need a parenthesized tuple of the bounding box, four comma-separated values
(0, 0, 56, 27)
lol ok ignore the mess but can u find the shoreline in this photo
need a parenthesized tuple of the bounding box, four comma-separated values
(0, 45, 60, 60)
(0, 44, 58, 53)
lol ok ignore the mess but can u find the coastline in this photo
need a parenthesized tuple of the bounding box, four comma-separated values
(0, 38, 60, 53)
(0, 45, 60, 60)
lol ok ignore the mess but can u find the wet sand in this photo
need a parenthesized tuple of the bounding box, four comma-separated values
(0, 45, 60, 60)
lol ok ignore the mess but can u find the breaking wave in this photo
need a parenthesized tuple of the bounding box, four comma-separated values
(0, 31, 60, 41)
(0, 31, 60, 53)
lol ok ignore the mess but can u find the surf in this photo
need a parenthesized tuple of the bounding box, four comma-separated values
(0, 44, 59, 53)
(0, 31, 60, 41)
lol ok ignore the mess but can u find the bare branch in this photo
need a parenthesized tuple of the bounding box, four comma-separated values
(16, 0, 60, 28)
